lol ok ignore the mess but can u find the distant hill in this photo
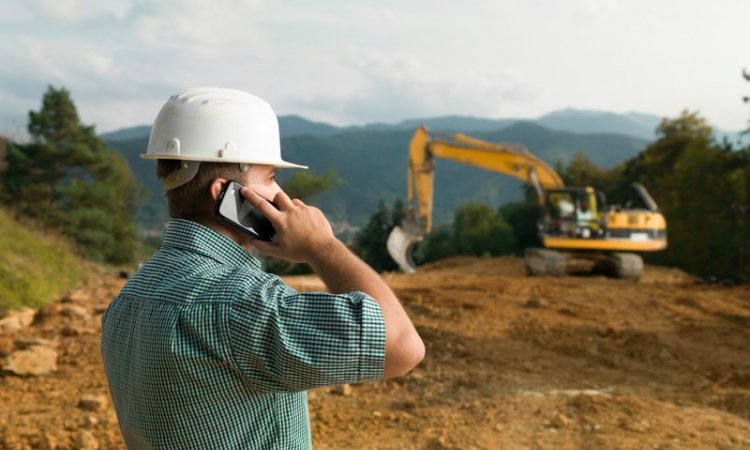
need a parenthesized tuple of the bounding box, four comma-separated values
(105, 118, 649, 231)
(101, 108, 745, 145)
(278, 115, 341, 138)
(537, 109, 661, 140)
(100, 116, 343, 142)
(278, 122, 647, 225)
(357, 116, 519, 133)
(103, 109, 659, 143)
(104, 135, 169, 230)
(536, 108, 746, 144)
(482, 121, 647, 167)
(100, 125, 151, 142)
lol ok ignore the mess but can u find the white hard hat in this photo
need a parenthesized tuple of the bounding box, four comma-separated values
(142, 87, 306, 189)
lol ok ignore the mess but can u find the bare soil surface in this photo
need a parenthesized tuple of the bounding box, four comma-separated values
(1, 257, 749, 449)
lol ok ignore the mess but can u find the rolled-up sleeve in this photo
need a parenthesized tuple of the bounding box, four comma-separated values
(227, 272, 386, 392)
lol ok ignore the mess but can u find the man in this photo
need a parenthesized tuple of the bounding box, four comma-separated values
(575, 198, 595, 238)
(101, 87, 424, 449)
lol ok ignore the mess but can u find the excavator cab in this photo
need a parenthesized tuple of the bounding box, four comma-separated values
(543, 187, 602, 239)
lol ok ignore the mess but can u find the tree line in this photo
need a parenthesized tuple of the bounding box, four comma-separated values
(2, 87, 142, 264)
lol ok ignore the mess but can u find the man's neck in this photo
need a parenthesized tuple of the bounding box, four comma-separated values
(191, 215, 255, 252)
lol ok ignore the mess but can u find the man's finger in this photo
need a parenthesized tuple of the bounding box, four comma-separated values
(272, 190, 295, 210)
(241, 187, 282, 220)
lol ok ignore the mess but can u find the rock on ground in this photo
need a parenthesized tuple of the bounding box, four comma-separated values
(0, 307, 36, 331)
(2, 345, 58, 376)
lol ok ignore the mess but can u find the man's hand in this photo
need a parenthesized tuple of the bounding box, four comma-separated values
(241, 187, 336, 263)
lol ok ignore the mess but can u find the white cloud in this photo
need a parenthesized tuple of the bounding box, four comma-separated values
(0, 1, 34, 21)
(575, 0, 618, 18)
(35, 0, 81, 21)
(0, 0, 277, 132)
(30, 0, 133, 21)
(19, 35, 69, 82)
(81, 51, 117, 77)
(1, 34, 121, 88)
(129, 0, 267, 48)
(132, 15, 162, 47)
(330, 47, 542, 123)
(0, 0, 749, 135)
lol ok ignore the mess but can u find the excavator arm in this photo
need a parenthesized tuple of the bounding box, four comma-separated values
(388, 126, 564, 273)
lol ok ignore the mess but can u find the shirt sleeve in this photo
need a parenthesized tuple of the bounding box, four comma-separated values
(227, 271, 386, 393)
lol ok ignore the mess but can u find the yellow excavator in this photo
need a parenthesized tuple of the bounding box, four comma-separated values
(386, 127, 668, 279)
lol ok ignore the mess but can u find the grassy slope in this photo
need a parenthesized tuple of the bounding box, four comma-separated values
(0, 208, 91, 313)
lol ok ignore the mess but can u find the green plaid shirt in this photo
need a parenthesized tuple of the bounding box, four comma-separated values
(101, 219, 386, 449)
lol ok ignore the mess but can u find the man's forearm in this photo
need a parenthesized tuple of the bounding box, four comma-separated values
(308, 240, 391, 297)
(308, 239, 425, 378)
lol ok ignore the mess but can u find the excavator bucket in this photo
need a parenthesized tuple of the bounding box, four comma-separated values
(386, 225, 423, 274)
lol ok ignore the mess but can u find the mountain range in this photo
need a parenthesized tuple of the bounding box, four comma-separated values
(102, 108, 665, 142)
(101, 109, 742, 232)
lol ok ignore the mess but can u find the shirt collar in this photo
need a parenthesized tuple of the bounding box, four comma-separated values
(161, 219, 261, 269)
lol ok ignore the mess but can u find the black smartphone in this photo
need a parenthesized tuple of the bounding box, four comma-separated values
(215, 180, 276, 241)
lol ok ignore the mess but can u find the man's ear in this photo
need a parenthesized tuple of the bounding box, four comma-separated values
(209, 178, 228, 203)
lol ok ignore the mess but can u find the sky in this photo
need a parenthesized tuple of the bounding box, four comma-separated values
(0, 0, 748, 139)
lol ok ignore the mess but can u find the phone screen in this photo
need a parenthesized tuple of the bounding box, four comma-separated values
(216, 181, 276, 241)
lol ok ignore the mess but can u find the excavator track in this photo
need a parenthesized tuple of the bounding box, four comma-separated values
(525, 249, 643, 279)
(524, 248, 566, 276)
(611, 253, 644, 279)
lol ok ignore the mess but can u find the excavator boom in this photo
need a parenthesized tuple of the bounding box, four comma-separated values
(390, 127, 563, 273)
(406, 127, 563, 233)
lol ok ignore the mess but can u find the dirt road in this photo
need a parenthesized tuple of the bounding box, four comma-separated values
(1, 257, 749, 449)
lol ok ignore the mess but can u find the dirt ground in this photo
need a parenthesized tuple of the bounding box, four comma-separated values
(1, 256, 749, 449)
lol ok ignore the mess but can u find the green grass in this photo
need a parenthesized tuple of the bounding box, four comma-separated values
(0, 208, 91, 314)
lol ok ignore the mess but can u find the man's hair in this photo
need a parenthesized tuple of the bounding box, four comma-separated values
(157, 160, 247, 219)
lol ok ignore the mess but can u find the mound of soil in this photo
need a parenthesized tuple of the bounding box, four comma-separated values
(1, 257, 749, 449)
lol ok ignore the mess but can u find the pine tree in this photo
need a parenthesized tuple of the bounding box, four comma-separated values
(354, 200, 400, 272)
(451, 202, 515, 257)
(3, 86, 142, 264)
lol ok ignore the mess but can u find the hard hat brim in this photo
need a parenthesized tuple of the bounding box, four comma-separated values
(139, 153, 308, 169)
